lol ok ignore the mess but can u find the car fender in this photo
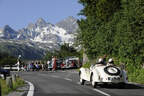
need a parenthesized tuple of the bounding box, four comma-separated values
(90, 69, 101, 82)
(80, 68, 91, 81)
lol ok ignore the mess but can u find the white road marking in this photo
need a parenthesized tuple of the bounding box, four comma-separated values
(93, 89, 111, 96)
(76, 81, 111, 96)
(25, 81, 34, 96)
(64, 78, 72, 81)
(51, 75, 60, 78)
(61, 71, 66, 72)
(77, 82, 80, 85)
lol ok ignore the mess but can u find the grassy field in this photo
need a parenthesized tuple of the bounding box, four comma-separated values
(0, 77, 25, 96)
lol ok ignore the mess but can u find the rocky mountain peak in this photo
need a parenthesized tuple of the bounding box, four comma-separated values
(35, 18, 47, 27)
(27, 23, 36, 30)
(66, 16, 77, 21)
(3, 25, 16, 33)
(0, 16, 79, 59)
(56, 16, 78, 34)
(1, 25, 17, 39)
(3, 25, 12, 30)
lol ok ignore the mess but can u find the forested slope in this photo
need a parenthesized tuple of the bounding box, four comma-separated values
(78, 0, 144, 83)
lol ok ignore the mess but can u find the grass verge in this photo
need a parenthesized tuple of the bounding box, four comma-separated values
(0, 77, 25, 96)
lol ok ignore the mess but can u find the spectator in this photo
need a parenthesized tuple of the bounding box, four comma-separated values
(35, 62, 39, 71)
(24, 64, 27, 71)
(52, 56, 57, 71)
(61, 61, 65, 71)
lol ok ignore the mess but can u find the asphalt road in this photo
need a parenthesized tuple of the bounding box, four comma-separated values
(17, 70, 144, 96)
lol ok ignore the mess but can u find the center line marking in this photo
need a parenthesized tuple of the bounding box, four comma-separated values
(51, 75, 59, 78)
(64, 78, 72, 81)
(93, 89, 111, 96)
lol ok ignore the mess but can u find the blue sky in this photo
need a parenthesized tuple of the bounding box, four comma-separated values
(0, 0, 83, 30)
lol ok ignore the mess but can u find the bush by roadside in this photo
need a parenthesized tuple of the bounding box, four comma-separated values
(127, 66, 144, 84)
(0, 77, 25, 96)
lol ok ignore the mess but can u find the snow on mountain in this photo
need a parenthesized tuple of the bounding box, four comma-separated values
(0, 28, 3, 37)
(0, 17, 79, 59)
(56, 16, 78, 34)
(16, 17, 76, 45)
(33, 24, 74, 44)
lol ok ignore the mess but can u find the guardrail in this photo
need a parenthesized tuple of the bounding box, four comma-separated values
(2, 66, 24, 71)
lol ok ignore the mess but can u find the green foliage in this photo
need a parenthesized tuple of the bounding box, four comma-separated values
(82, 62, 91, 68)
(0, 52, 17, 66)
(78, 0, 144, 83)
(127, 66, 144, 84)
(43, 43, 82, 60)
(0, 77, 25, 96)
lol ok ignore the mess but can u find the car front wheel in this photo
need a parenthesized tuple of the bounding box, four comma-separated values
(79, 72, 85, 85)
(91, 74, 97, 88)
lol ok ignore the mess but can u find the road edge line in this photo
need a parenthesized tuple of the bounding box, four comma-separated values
(93, 89, 111, 96)
(128, 82, 144, 87)
(25, 81, 34, 96)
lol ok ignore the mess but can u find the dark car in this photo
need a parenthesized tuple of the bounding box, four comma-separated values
(0, 68, 10, 79)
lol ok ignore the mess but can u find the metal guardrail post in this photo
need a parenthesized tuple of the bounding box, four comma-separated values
(12, 74, 16, 83)
(6, 77, 13, 89)
(0, 81, 1, 96)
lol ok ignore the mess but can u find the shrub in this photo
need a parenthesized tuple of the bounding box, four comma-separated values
(82, 62, 91, 68)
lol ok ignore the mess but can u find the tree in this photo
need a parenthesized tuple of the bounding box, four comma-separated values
(78, 0, 121, 59)
(78, 0, 144, 66)
(0, 52, 17, 66)
(43, 44, 81, 60)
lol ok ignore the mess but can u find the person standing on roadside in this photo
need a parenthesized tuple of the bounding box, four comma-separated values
(51, 56, 54, 70)
(47, 60, 50, 71)
(41, 63, 44, 71)
(61, 61, 65, 71)
(35, 62, 39, 71)
(52, 56, 57, 71)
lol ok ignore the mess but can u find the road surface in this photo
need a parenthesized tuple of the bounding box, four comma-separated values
(17, 70, 144, 96)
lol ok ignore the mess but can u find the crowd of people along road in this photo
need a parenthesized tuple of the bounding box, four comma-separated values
(23, 56, 63, 72)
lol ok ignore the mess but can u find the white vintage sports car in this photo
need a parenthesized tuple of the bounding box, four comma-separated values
(79, 64, 128, 88)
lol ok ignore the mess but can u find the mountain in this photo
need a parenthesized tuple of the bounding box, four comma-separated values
(0, 17, 79, 59)
(17, 18, 76, 44)
(0, 40, 44, 60)
(56, 16, 78, 34)
(0, 25, 18, 39)
(0, 28, 3, 37)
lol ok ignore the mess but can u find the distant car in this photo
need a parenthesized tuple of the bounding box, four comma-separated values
(0, 68, 10, 79)
(79, 64, 128, 88)
(56, 59, 63, 69)
(63, 57, 80, 69)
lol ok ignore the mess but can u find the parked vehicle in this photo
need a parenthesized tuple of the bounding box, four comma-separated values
(56, 59, 63, 69)
(63, 57, 80, 69)
(79, 63, 128, 88)
(0, 67, 10, 79)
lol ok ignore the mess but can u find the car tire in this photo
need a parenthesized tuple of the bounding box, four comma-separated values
(79, 72, 85, 85)
(118, 82, 126, 88)
(91, 74, 97, 88)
